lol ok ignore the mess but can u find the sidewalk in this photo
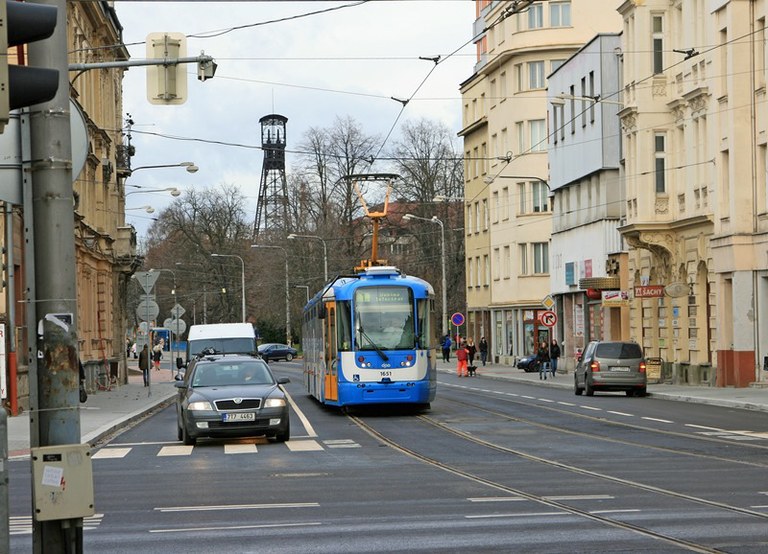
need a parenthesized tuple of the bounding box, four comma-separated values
(6, 358, 768, 459)
(7, 364, 177, 460)
(437, 358, 768, 413)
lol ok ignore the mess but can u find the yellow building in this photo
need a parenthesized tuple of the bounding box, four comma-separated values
(618, 0, 768, 387)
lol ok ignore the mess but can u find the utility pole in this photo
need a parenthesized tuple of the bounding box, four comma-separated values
(28, 1, 81, 551)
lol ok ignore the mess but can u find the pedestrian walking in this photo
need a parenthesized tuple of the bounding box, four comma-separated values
(441, 334, 452, 362)
(479, 336, 488, 366)
(456, 341, 469, 377)
(537, 341, 550, 380)
(139, 344, 150, 387)
(550, 339, 561, 377)
(152, 340, 163, 371)
(466, 338, 477, 366)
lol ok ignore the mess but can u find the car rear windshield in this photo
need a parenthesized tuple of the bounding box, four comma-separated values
(595, 342, 643, 359)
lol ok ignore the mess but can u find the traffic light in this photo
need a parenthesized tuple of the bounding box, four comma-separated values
(0, 0, 60, 131)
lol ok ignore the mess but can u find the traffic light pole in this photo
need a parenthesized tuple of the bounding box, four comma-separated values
(28, 1, 81, 552)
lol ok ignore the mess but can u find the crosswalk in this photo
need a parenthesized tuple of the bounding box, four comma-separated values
(91, 438, 361, 459)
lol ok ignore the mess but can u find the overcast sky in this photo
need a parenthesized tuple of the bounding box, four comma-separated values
(114, 1, 476, 236)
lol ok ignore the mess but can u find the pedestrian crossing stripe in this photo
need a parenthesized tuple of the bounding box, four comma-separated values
(91, 439, 359, 459)
(10, 514, 104, 535)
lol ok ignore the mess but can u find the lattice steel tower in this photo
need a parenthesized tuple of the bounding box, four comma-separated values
(254, 114, 289, 236)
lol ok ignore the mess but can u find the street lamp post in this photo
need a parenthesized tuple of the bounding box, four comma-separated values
(287, 233, 328, 282)
(129, 161, 199, 175)
(210, 253, 246, 323)
(250, 245, 291, 345)
(403, 214, 447, 336)
(125, 186, 182, 197)
(294, 285, 310, 303)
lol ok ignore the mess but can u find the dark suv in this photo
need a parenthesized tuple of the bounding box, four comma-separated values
(574, 341, 647, 397)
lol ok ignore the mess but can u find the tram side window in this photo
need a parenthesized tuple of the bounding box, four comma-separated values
(337, 301, 352, 351)
(417, 298, 432, 349)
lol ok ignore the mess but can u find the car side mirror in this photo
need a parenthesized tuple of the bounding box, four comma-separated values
(173, 380, 187, 388)
(277, 377, 290, 385)
(176, 357, 184, 370)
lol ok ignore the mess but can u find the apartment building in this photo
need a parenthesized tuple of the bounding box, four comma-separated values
(459, 1, 622, 364)
(1, 2, 137, 411)
(547, 33, 627, 371)
(618, 0, 767, 387)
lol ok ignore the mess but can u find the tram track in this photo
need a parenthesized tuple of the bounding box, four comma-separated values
(349, 413, 732, 553)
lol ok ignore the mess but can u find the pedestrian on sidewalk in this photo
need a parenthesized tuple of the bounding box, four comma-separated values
(152, 340, 163, 370)
(456, 340, 469, 377)
(139, 344, 150, 387)
(479, 336, 488, 366)
(441, 334, 452, 362)
(466, 338, 477, 367)
(537, 341, 550, 380)
(550, 339, 561, 377)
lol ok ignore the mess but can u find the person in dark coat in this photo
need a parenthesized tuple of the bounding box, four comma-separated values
(466, 338, 477, 366)
(441, 334, 452, 363)
(537, 341, 550, 380)
(479, 336, 488, 366)
(139, 344, 150, 387)
(550, 339, 561, 377)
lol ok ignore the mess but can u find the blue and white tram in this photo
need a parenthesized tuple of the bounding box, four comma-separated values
(301, 266, 437, 408)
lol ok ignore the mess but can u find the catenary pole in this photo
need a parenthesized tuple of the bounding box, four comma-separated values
(29, 1, 81, 552)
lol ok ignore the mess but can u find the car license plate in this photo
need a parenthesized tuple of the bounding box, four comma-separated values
(222, 412, 255, 422)
(610, 366, 630, 372)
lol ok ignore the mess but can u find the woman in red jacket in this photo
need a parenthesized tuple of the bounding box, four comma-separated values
(456, 341, 469, 377)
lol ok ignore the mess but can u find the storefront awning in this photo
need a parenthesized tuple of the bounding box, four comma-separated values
(579, 276, 620, 290)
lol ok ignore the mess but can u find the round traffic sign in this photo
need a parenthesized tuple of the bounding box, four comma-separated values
(450, 312, 465, 326)
(539, 310, 557, 327)
(136, 299, 160, 322)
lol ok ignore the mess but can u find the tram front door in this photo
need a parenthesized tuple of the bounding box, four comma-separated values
(324, 304, 338, 401)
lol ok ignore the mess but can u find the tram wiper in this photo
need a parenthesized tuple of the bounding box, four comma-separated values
(358, 325, 389, 362)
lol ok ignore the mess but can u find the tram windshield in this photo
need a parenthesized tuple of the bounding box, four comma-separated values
(354, 286, 415, 351)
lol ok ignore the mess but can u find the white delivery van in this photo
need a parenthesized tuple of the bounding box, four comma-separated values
(185, 323, 257, 362)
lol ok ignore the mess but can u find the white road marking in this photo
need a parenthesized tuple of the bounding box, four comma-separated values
(641, 417, 673, 423)
(11, 514, 104, 535)
(283, 387, 317, 438)
(557, 401, 576, 406)
(521, 395, 535, 400)
(150, 522, 322, 533)
(607, 411, 634, 417)
(685, 424, 723, 431)
(91, 447, 131, 459)
(468, 495, 614, 502)
(158, 445, 194, 456)
(590, 509, 641, 515)
(580, 405, 602, 411)
(286, 440, 324, 452)
(538, 398, 555, 403)
(323, 439, 360, 448)
(466, 511, 563, 519)
(155, 502, 319, 513)
(224, 443, 258, 454)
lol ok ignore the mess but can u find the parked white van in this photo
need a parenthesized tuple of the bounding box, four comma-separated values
(185, 323, 257, 363)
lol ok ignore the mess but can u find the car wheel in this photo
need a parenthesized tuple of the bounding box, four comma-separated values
(286, 353, 293, 361)
(272, 420, 290, 443)
(637, 387, 646, 397)
(177, 422, 183, 441)
(181, 421, 196, 446)
(585, 377, 595, 396)
(574, 374, 583, 396)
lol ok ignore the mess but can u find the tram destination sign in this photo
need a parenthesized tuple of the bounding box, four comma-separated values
(634, 285, 665, 298)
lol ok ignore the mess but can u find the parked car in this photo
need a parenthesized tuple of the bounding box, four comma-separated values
(574, 340, 647, 397)
(516, 354, 540, 373)
(175, 354, 290, 445)
(258, 343, 298, 362)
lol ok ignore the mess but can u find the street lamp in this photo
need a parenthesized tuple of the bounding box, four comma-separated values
(402, 213, 447, 336)
(210, 253, 246, 323)
(129, 161, 199, 175)
(125, 186, 182, 197)
(287, 233, 328, 282)
(126, 205, 155, 213)
(250, 244, 291, 345)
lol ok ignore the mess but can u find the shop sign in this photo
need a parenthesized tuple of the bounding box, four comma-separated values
(602, 290, 629, 307)
(634, 285, 665, 298)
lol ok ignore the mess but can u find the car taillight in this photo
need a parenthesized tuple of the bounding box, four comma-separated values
(590, 360, 600, 372)
(639, 361, 646, 373)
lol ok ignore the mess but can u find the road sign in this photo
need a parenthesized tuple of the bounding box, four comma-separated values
(134, 271, 159, 294)
(450, 312, 465, 326)
(170, 303, 185, 318)
(541, 294, 555, 310)
(164, 318, 187, 336)
(539, 310, 557, 327)
(137, 296, 159, 322)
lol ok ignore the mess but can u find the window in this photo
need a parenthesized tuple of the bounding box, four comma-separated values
(492, 191, 499, 223)
(569, 85, 576, 134)
(490, 78, 497, 107)
(515, 63, 523, 92)
(589, 71, 595, 123)
(476, 257, 482, 287)
(530, 119, 546, 152)
(519, 244, 528, 275)
(499, 71, 507, 102)
(483, 255, 490, 286)
(550, 1, 571, 27)
(467, 259, 473, 289)
(503, 246, 511, 278)
(481, 142, 488, 175)
(580, 76, 587, 127)
(532, 182, 549, 212)
(528, 61, 545, 89)
(528, 3, 543, 29)
(518, 182, 527, 214)
(465, 204, 472, 235)
(502, 186, 510, 220)
(516, 121, 526, 153)
(533, 242, 549, 274)
(652, 15, 664, 74)
(482, 199, 489, 230)
(654, 133, 666, 193)
(474, 202, 480, 233)
(493, 248, 500, 280)
(491, 133, 498, 161)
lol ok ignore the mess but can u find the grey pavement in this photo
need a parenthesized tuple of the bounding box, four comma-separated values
(5, 357, 768, 459)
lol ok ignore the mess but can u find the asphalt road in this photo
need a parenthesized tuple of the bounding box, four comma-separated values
(10, 361, 768, 552)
